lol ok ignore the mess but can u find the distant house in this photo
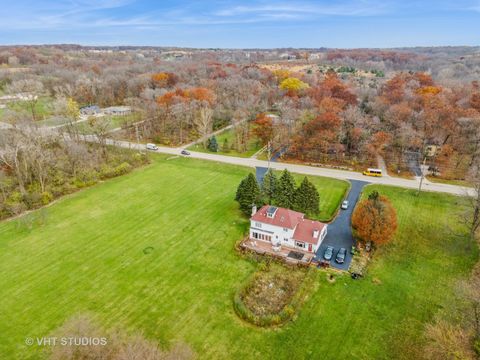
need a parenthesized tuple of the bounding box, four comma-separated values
(103, 106, 131, 116)
(80, 105, 100, 116)
(250, 205, 327, 253)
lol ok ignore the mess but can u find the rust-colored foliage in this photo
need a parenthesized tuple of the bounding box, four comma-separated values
(151, 72, 178, 88)
(156, 87, 215, 107)
(308, 71, 356, 107)
(184, 87, 216, 105)
(352, 193, 398, 245)
(380, 74, 406, 104)
(253, 113, 274, 145)
(367, 131, 392, 154)
(470, 93, 480, 112)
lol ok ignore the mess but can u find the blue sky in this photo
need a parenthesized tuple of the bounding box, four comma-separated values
(0, 0, 479, 48)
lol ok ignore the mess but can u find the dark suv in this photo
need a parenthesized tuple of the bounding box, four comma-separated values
(335, 248, 347, 264)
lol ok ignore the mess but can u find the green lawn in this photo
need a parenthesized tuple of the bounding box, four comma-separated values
(188, 127, 263, 158)
(426, 176, 472, 188)
(67, 114, 140, 134)
(0, 96, 54, 122)
(290, 172, 348, 221)
(0, 156, 477, 359)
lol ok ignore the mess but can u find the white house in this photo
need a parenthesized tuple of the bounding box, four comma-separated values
(249, 205, 327, 253)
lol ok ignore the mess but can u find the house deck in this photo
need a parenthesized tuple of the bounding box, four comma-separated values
(240, 238, 315, 265)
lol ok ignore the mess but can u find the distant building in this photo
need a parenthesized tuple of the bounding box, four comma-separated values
(425, 145, 440, 157)
(103, 106, 132, 116)
(250, 205, 328, 253)
(80, 105, 100, 116)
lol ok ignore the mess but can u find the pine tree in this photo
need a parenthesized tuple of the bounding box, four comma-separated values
(294, 177, 309, 213)
(235, 178, 246, 201)
(305, 178, 320, 215)
(275, 169, 296, 209)
(261, 170, 277, 205)
(294, 177, 320, 216)
(207, 136, 218, 152)
(235, 173, 260, 216)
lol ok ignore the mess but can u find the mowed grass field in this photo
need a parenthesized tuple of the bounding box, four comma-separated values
(187, 127, 263, 158)
(0, 155, 477, 359)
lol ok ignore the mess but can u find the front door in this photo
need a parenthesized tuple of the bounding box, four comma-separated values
(308, 244, 312, 252)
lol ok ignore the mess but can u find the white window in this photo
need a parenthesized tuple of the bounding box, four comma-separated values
(283, 228, 288, 232)
(295, 241, 305, 248)
(255, 222, 262, 228)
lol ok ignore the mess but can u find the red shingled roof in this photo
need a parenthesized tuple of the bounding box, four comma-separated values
(250, 205, 304, 229)
(292, 219, 326, 245)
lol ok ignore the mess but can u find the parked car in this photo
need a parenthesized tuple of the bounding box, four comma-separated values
(341, 200, 349, 209)
(323, 246, 334, 261)
(336, 248, 347, 264)
(146, 143, 158, 151)
(181, 150, 190, 155)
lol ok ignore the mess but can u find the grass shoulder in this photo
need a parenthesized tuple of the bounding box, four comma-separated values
(187, 127, 262, 158)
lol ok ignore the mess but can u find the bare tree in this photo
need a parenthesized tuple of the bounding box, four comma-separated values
(88, 116, 112, 159)
(6, 79, 44, 121)
(461, 164, 480, 240)
(193, 105, 213, 147)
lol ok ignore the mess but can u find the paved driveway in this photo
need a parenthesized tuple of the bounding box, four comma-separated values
(315, 180, 368, 271)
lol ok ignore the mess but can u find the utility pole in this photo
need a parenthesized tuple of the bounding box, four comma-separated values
(417, 153, 427, 196)
(134, 123, 142, 154)
(267, 141, 271, 170)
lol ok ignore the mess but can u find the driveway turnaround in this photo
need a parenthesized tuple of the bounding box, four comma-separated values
(315, 180, 368, 271)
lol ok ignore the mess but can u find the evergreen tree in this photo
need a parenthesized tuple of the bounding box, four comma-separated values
(235, 177, 247, 201)
(294, 177, 320, 216)
(235, 173, 260, 216)
(207, 136, 218, 152)
(261, 170, 277, 205)
(306, 180, 320, 215)
(275, 169, 296, 209)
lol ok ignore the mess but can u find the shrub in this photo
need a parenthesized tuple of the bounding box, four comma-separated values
(23, 192, 43, 209)
(99, 162, 133, 179)
(41, 191, 53, 205)
(474, 338, 480, 356)
(233, 264, 313, 327)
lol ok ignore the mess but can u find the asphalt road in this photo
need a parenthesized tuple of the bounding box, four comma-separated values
(97, 137, 476, 197)
(314, 180, 368, 270)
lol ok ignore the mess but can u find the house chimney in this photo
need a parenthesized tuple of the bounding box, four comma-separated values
(313, 230, 319, 238)
(251, 204, 257, 216)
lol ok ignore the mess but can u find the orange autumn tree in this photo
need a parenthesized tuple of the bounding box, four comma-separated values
(253, 113, 274, 145)
(151, 72, 178, 88)
(156, 87, 215, 107)
(352, 191, 397, 246)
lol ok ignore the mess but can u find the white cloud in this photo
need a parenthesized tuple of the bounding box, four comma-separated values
(0, 0, 392, 31)
(214, 1, 390, 18)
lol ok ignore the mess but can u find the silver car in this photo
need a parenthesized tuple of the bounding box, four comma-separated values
(341, 200, 349, 210)
(323, 246, 334, 261)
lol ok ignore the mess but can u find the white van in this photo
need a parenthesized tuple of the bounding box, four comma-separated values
(146, 143, 158, 151)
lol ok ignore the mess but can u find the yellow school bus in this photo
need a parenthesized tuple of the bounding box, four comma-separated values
(363, 168, 383, 177)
